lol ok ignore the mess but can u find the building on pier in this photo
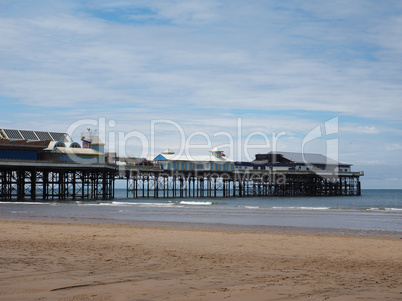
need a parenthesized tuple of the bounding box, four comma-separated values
(0, 140, 50, 160)
(153, 147, 235, 172)
(43, 136, 105, 163)
(235, 151, 352, 172)
(0, 128, 105, 163)
(43, 147, 105, 163)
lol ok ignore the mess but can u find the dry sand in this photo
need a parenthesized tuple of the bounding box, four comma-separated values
(0, 219, 401, 301)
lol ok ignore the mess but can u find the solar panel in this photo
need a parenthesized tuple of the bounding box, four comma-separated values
(3, 129, 23, 140)
(20, 130, 39, 141)
(34, 131, 53, 141)
(49, 132, 66, 141)
(0, 129, 68, 141)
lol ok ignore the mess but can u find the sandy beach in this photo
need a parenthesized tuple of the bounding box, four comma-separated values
(0, 219, 400, 300)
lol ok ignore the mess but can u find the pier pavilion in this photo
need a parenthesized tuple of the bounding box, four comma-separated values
(153, 147, 235, 172)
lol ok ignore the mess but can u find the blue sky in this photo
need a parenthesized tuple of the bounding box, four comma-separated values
(0, 0, 401, 188)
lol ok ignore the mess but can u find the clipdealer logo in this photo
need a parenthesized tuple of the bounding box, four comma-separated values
(65, 116, 340, 182)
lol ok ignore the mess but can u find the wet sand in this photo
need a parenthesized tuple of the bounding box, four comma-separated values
(0, 219, 401, 300)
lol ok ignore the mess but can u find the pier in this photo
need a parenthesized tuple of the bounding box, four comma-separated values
(0, 160, 115, 201)
(0, 128, 363, 201)
(122, 168, 362, 199)
(0, 161, 362, 201)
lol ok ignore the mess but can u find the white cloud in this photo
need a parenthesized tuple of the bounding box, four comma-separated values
(0, 0, 402, 187)
(151, 0, 221, 25)
(355, 160, 385, 165)
(1, 2, 402, 120)
(386, 143, 402, 152)
(342, 125, 380, 135)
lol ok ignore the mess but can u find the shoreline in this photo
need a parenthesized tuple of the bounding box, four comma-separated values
(0, 218, 401, 300)
(1, 215, 401, 237)
(1, 189, 401, 238)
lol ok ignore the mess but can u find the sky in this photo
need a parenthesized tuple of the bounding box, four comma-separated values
(0, 0, 401, 188)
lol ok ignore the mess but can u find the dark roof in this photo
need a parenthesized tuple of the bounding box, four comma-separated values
(0, 139, 50, 151)
(254, 151, 351, 166)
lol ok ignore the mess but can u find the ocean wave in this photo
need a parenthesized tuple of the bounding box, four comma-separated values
(113, 201, 175, 207)
(244, 206, 260, 209)
(76, 202, 114, 206)
(272, 206, 331, 210)
(365, 207, 402, 212)
(76, 201, 176, 207)
(179, 201, 213, 206)
(0, 201, 49, 205)
(386, 208, 402, 211)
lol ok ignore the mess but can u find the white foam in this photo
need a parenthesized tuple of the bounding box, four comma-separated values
(112, 201, 174, 207)
(0, 202, 48, 205)
(112, 201, 134, 206)
(299, 207, 330, 210)
(76, 201, 175, 207)
(137, 203, 175, 207)
(272, 206, 330, 210)
(385, 208, 402, 212)
(77, 202, 113, 206)
(179, 201, 212, 206)
(366, 207, 402, 212)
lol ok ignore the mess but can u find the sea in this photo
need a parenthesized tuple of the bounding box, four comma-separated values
(1, 189, 401, 236)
